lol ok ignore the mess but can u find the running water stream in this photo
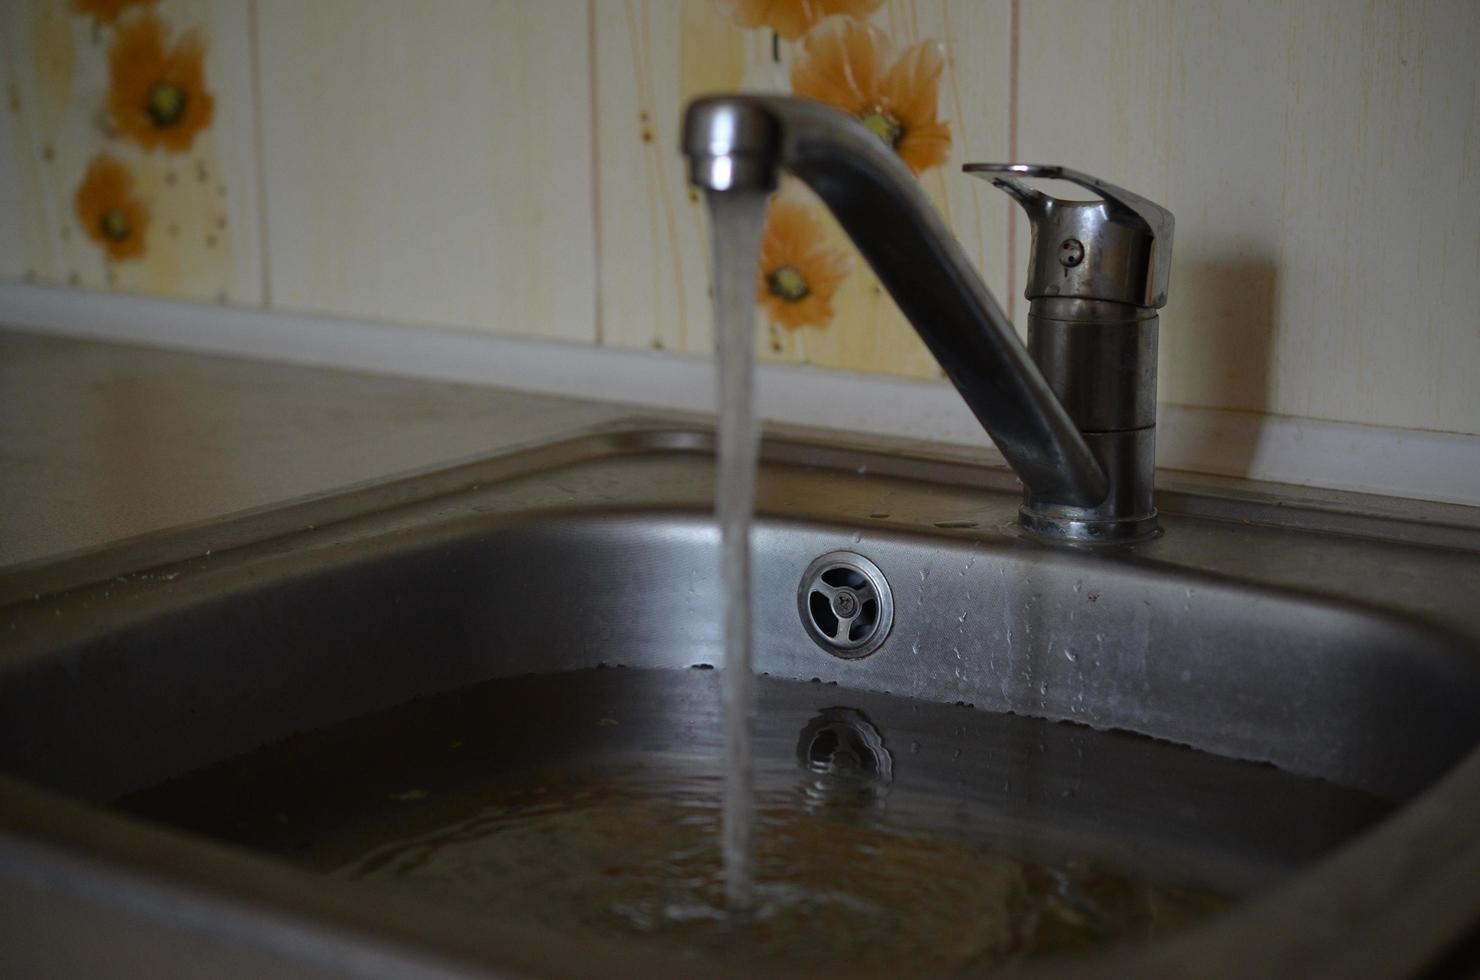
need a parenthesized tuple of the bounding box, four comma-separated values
(706, 188, 771, 911)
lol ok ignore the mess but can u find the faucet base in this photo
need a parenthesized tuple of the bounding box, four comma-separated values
(1018, 425, 1159, 544)
(1018, 506, 1161, 545)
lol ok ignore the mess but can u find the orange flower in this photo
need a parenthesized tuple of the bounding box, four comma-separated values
(75, 153, 149, 262)
(791, 16, 952, 175)
(71, 0, 159, 25)
(718, 0, 885, 41)
(756, 195, 851, 330)
(106, 12, 214, 153)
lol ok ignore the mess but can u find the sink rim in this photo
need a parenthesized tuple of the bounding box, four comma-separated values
(4, 420, 1478, 605)
(1, 423, 1478, 978)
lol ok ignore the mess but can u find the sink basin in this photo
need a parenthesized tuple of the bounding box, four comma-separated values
(2, 425, 1478, 978)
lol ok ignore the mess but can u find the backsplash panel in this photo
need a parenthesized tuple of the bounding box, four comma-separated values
(256, 0, 596, 342)
(1016, 0, 1480, 434)
(0, 0, 262, 304)
(595, 0, 1011, 380)
(1, 0, 1477, 440)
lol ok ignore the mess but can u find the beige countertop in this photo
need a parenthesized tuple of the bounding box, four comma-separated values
(0, 330, 639, 570)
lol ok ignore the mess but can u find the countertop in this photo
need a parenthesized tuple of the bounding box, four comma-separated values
(8, 327, 1477, 577)
(0, 330, 638, 570)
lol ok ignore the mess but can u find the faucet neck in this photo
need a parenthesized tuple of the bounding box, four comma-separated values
(683, 96, 1175, 545)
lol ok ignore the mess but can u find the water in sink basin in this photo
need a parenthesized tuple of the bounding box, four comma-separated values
(117, 667, 1390, 976)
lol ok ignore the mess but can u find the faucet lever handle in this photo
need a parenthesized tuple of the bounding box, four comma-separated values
(964, 163, 1174, 309)
(966, 164, 1173, 242)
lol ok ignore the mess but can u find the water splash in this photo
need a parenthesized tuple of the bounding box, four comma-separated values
(706, 188, 770, 911)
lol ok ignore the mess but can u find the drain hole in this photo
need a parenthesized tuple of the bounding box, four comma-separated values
(797, 551, 894, 659)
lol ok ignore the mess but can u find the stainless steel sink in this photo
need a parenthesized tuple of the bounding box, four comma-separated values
(2, 424, 1478, 978)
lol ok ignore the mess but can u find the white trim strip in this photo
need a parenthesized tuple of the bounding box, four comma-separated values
(3, 282, 1477, 507)
(1157, 407, 1480, 507)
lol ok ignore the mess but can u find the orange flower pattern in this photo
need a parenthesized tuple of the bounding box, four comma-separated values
(757, 195, 851, 330)
(792, 16, 952, 175)
(75, 153, 149, 261)
(71, 0, 159, 26)
(107, 12, 215, 153)
(718, 0, 885, 41)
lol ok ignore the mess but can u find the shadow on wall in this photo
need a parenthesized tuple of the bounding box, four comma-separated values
(1163, 255, 1280, 479)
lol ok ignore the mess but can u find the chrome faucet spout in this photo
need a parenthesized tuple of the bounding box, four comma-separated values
(683, 98, 784, 193)
(683, 95, 1115, 517)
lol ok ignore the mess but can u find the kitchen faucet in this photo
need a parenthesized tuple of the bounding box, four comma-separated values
(682, 96, 1174, 544)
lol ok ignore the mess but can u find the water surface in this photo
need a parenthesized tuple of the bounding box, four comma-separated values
(119, 668, 1391, 976)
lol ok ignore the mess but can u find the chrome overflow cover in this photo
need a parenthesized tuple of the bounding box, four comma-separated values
(797, 551, 894, 659)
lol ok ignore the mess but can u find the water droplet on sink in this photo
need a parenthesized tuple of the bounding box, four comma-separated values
(919, 569, 930, 582)
(1064, 649, 1078, 663)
